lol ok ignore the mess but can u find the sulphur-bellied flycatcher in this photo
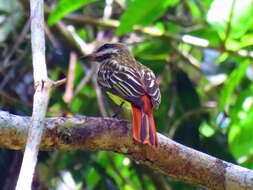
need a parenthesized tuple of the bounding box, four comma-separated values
(81, 43, 161, 148)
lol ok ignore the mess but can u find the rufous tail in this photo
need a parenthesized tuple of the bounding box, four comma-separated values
(131, 95, 159, 148)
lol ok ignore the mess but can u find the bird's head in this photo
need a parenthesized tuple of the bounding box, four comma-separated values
(80, 43, 134, 63)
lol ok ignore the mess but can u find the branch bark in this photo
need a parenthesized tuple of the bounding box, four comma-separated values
(1, 111, 252, 190)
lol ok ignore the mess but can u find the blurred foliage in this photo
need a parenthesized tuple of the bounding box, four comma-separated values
(0, 0, 253, 189)
(117, 0, 177, 35)
(48, 0, 101, 26)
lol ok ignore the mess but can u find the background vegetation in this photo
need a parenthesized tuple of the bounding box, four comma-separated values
(0, 0, 253, 189)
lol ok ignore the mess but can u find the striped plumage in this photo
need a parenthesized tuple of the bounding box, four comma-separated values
(82, 43, 161, 148)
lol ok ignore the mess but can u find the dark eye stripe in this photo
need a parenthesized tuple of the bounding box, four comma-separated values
(96, 53, 119, 61)
(96, 54, 112, 62)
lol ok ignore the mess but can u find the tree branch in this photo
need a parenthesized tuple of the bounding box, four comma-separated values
(16, 0, 51, 189)
(1, 110, 252, 190)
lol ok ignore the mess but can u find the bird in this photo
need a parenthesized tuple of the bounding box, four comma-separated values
(81, 43, 161, 148)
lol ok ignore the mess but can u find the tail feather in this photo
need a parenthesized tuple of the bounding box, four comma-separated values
(132, 105, 141, 141)
(148, 112, 159, 147)
(131, 95, 159, 148)
(140, 113, 150, 144)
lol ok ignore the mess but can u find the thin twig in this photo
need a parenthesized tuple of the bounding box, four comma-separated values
(90, 0, 114, 117)
(51, 21, 84, 55)
(67, 25, 93, 54)
(173, 45, 201, 71)
(168, 107, 209, 137)
(97, 0, 114, 41)
(44, 24, 60, 50)
(15, 0, 51, 189)
(0, 69, 15, 90)
(1, 19, 30, 70)
(0, 47, 29, 91)
(0, 91, 33, 108)
(63, 52, 77, 103)
(92, 75, 107, 117)
(74, 64, 96, 97)
(53, 78, 67, 87)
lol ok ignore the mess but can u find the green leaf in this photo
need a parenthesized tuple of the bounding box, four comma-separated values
(226, 33, 253, 51)
(133, 39, 170, 73)
(199, 122, 215, 137)
(0, 9, 10, 15)
(48, 0, 99, 26)
(219, 60, 249, 110)
(86, 168, 101, 188)
(71, 98, 83, 112)
(207, 0, 253, 39)
(117, 0, 177, 36)
(240, 33, 253, 48)
(187, 0, 202, 18)
(188, 27, 221, 47)
(228, 87, 253, 161)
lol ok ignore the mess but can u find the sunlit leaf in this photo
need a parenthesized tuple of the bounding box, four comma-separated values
(226, 33, 253, 51)
(219, 60, 249, 110)
(48, 0, 100, 26)
(71, 98, 83, 112)
(117, 0, 177, 35)
(188, 27, 221, 47)
(199, 122, 215, 137)
(86, 168, 101, 188)
(207, 0, 253, 39)
(187, 0, 202, 18)
(228, 87, 253, 161)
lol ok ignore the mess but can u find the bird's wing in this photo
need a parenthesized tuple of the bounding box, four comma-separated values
(139, 65, 161, 109)
(98, 61, 146, 107)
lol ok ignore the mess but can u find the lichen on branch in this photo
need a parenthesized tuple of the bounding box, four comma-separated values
(1, 110, 252, 190)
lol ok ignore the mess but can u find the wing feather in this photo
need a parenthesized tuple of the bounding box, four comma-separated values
(142, 70, 161, 109)
(97, 60, 145, 107)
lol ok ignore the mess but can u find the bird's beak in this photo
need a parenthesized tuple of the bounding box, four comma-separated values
(79, 54, 96, 62)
